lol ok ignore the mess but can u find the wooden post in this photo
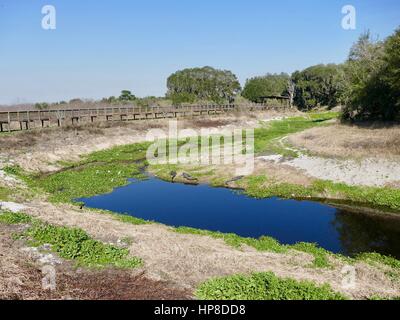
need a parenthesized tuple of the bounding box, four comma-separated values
(7, 112, 10, 132)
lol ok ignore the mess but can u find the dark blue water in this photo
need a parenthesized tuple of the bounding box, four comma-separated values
(79, 177, 400, 258)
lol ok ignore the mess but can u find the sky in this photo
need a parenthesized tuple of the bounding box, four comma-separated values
(0, 0, 399, 105)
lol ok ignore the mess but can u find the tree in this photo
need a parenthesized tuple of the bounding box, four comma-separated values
(34, 102, 49, 110)
(241, 73, 290, 103)
(166, 66, 241, 105)
(287, 80, 295, 108)
(292, 64, 345, 110)
(119, 90, 137, 102)
(342, 28, 400, 121)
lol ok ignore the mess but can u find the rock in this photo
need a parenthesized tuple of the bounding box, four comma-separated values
(0, 202, 27, 213)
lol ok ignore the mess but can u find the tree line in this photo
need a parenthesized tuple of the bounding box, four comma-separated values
(36, 27, 399, 121)
(164, 27, 399, 121)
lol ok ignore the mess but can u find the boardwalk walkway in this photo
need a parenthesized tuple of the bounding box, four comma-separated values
(0, 104, 281, 132)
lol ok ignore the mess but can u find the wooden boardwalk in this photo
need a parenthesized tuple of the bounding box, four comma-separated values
(0, 104, 276, 132)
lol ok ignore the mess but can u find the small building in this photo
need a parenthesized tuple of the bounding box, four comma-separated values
(259, 95, 290, 108)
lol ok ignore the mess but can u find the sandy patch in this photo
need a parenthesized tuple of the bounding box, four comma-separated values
(258, 154, 400, 188)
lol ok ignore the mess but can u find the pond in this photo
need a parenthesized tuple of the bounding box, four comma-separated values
(78, 177, 400, 259)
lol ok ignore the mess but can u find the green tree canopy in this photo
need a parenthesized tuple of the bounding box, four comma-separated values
(166, 66, 241, 104)
(241, 73, 290, 103)
(342, 28, 400, 121)
(292, 64, 345, 110)
(119, 90, 137, 102)
(343, 29, 400, 120)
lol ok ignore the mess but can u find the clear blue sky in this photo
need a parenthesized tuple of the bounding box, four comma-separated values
(0, 0, 399, 104)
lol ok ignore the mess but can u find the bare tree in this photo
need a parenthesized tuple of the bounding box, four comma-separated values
(287, 80, 295, 108)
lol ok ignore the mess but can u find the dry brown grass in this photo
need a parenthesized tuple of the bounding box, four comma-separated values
(289, 122, 400, 159)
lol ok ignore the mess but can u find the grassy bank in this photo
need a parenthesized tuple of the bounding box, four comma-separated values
(241, 175, 400, 211)
(253, 111, 338, 155)
(0, 210, 142, 269)
(175, 226, 333, 268)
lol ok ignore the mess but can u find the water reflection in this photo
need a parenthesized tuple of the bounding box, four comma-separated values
(333, 210, 400, 258)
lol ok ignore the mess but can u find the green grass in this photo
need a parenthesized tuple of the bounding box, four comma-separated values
(196, 272, 347, 300)
(253, 112, 338, 155)
(24, 220, 142, 268)
(3, 142, 151, 204)
(0, 210, 143, 269)
(356, 252, 400, 270)
(240, 175, 400, 211)
(0, 210, 32, 224)
(175, 225, 400, 271)
(0, 186, 12, 201)
(175, 226, 330, 268)
(85, 207, 151, 225)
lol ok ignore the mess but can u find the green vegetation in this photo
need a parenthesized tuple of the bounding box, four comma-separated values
(253, 112, 338, 155)
(86, 207, 151, 226)
(343, 29, 400, 121)
(0, 211, 143, 269)
(292, 64, 345, 110)
(175, 226, 331, 268)
(196, 272, 347, 300)
(0, 210, 32, 224)
(242, 175, 400, 211)
(0, 186, 12, 201)
(241, 73, 290, 103)
(3, 142, 150, 203)
(357, 252, 400, 270)
(175, 226, 285, 252)
(166, 66, 241, 105)
(25, 222, 142, 268)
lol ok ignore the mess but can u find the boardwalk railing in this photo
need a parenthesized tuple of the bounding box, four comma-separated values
(0, 104, 282, 132)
